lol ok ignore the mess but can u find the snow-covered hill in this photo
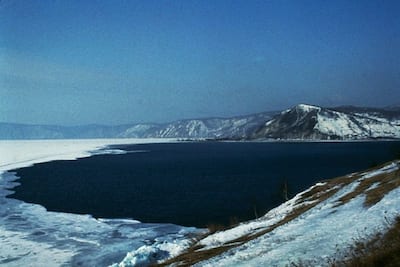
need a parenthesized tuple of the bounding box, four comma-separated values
(121, 112, 274, 139)
(252, 104, 400, 140)
(124, 160, 400, 266)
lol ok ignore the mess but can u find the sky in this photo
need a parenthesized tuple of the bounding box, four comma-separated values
(1, 0, 399, 125)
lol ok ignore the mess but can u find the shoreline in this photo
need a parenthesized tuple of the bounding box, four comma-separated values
(0, 138, 178, 173)
(0, 138, 200, 267)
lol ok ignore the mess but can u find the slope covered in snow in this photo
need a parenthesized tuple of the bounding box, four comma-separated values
(253, 104, 400, 140)
(160, 160, 400, 266)
(146, 112, 274, 139)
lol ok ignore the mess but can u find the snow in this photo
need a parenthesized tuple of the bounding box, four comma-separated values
(118, 125, 158, 138)
(296, 104, 321, 113)
(0, 138, 173, 172)
(0, 139, 203, 267)
(315, 111, 363, 137)
(264, 119, 274, 126)
(198, 193, 306, 250)
(112, 235, 194, 267)
(258, 104, 400, 140)
(314, 110, 400, 139)
(186, 121, 208, 137)
(195, 162, 400, 266)
(360, 161, 398, 179)
(278, 104, 320, 117)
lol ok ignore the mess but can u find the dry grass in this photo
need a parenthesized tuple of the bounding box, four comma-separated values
(299, 175, 355, 203)
(364, 171, 400, 206)
(335, 161, 400, 207)
(157, 244, 237, 267)
(343, 216, 400, 267)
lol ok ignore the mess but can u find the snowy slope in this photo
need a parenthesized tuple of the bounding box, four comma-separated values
(253, 104, 400, 140)
(144, 113, 273, 139)
(161, 160, 400, 266)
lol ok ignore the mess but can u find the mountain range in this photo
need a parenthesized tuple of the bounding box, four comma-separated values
(1, 104, 400, 140)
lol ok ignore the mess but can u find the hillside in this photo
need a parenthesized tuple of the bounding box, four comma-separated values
(252, 104, 400, 140)
(119, 112, 274, 139)
(115, 160, 400, 266)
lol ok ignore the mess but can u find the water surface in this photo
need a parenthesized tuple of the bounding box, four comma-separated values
(10, 141, 400, 227)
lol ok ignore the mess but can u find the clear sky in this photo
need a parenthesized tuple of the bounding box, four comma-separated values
(1, 0, 399, 125)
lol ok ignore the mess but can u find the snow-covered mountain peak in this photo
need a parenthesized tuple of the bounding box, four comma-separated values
(253, 104, 400, 140)
(296, 103, 321, 112)
(280, 104, 320, 115)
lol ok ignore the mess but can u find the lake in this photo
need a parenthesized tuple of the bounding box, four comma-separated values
(9, 141, 400, 227)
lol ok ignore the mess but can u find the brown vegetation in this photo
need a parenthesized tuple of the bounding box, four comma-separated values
(335, 162, 400, 207)
(343, 216, 400, 267)
(364, 170, 400, 207)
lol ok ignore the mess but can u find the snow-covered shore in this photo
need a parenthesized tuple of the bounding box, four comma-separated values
(0, 138, 177, 172)
(0, 139, 203, 266)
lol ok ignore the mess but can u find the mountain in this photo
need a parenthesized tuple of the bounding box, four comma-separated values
(119, 112, 275, 139)
(0, 112, 275, 140)
(251, 104, 400, 140)
(1, 104, 400, 140)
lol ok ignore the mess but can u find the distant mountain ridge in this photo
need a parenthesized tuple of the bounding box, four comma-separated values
(0, 111, 275, 140)
(252, 104, 400, 140)
(1, 104, 400, 140)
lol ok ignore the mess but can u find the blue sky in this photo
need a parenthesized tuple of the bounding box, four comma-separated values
(1, 0, 399, 125)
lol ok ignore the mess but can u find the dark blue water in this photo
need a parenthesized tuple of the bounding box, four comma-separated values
(9, 141, 400, 227)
